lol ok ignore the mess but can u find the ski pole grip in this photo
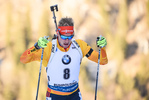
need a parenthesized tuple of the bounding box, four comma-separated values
(97, 35, 102, 48)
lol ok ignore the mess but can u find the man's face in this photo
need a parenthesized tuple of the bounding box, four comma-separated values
(57, 33, 73, 49)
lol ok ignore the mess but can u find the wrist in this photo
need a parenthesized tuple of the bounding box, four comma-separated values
(34, 42, 41, 50)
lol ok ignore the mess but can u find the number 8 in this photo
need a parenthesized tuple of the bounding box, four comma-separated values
(64, 68, 70, 79)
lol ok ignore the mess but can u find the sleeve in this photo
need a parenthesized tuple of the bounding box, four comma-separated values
(76, 39, 108, 65)
(20, 42, 52, 67)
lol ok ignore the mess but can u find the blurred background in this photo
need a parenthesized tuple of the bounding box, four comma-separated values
(0, 0, 149, 100)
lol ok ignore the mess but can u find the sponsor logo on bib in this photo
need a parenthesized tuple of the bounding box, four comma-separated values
(62, 55, 71, 65)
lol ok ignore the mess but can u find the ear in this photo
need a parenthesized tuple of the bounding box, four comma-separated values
(56, 31, 60, 36)
(56, 31, 60, 40)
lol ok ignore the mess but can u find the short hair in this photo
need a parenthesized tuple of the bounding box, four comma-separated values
(58, 17, 74, 26)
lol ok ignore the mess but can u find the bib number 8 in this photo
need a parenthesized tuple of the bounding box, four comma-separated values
(64, 68, 70, 79)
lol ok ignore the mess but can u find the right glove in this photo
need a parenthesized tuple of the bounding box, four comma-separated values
(35, 36, 49, 49)
(96, 36, 107, 48)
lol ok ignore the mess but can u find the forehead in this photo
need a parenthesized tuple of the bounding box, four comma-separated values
(61, 33, 72, 36)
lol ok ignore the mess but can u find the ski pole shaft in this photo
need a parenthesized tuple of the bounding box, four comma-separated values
(52, 11, 58, 31)
(50, 4, 58, 32)
(36, 48, 44, 100)
(95, 35, 102, 100)
(94, 49, 101, 100)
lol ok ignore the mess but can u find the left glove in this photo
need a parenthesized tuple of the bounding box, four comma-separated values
(96, 36, 107, 48)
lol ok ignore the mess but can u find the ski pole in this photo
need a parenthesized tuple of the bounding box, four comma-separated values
(95, 35, 102, 100)
(36, 48, 44, 100)
(50, 4, 58, 32)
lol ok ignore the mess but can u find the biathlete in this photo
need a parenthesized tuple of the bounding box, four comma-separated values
(20, 17, 108, 100)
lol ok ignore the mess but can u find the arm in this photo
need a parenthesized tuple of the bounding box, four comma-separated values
(76, 39, 108, 65)
(20, 40, 52, 67)
(87, 47, 108, 65)
(20, 46, 42, 64)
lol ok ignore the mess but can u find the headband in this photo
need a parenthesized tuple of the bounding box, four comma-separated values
(57, 26, 74, 35)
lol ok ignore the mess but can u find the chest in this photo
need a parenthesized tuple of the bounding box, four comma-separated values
(47, 44, 82, 72)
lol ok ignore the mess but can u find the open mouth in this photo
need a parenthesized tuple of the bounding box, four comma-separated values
(64, 43, 69, 45)
(63, 43, 69, 47)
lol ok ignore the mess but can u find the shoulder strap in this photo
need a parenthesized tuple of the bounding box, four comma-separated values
(49, 38, 57, 63)
(71, 39, 83, 58)
(46, 38, 57, 72)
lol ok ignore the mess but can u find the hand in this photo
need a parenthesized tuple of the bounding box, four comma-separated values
(37, 36, 49, 48)
(96, 36, 107, 48)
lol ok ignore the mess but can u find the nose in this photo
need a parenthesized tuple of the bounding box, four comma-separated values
(65, 38, 69, 42)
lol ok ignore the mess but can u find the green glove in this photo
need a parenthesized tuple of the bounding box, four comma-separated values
(96, 36, 107, 48)
(37, 36, 49, 48)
